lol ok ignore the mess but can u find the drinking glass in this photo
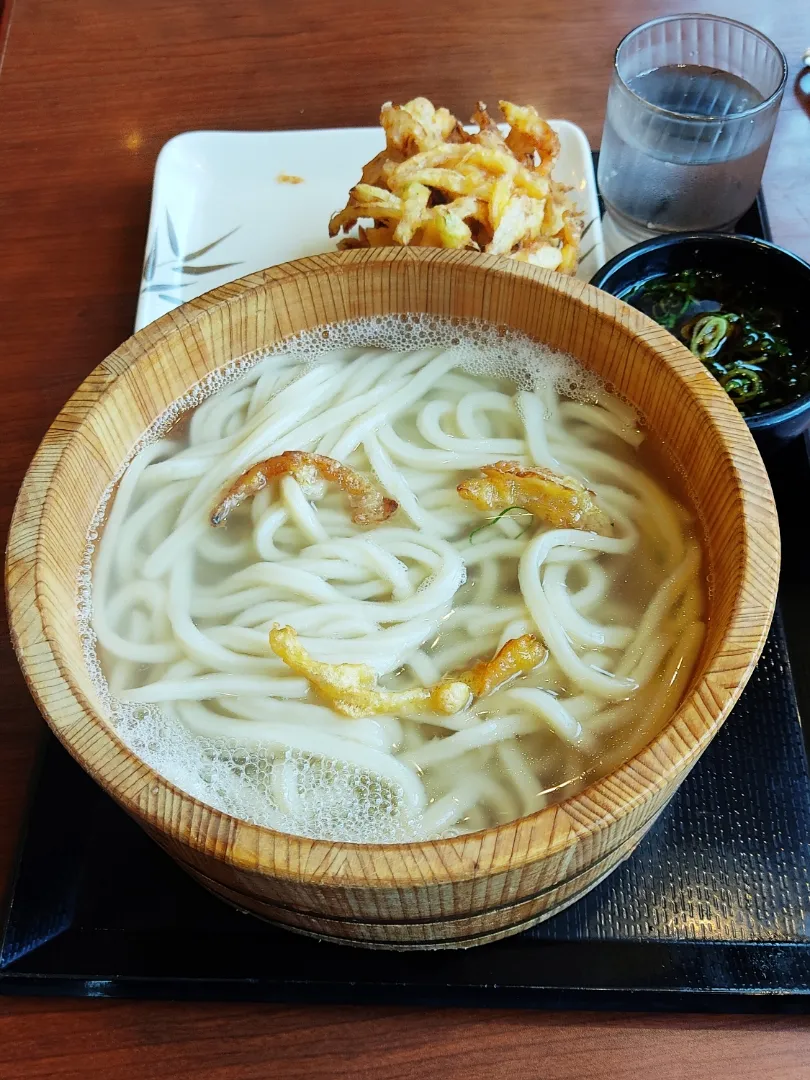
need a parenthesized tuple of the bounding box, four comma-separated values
(598, 15, 787, 256)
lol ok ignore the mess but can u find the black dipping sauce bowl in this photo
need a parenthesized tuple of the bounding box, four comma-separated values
(590, 234, 810, 456)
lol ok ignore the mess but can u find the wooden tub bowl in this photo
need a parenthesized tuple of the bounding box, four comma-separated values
(7, 248, 779, 949)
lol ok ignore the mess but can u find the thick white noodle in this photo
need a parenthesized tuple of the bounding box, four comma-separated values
(91, 338, 703, 844)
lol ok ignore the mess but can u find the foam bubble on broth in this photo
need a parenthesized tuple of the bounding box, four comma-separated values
(78, 315, 705, 845)
(111, 705, 421, 843)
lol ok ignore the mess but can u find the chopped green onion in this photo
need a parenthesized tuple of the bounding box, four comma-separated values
(624, 267, 809, 417)
(468, 505, 529, 544)
(687, 315, 732, 360)
(719, 365, 764, 404)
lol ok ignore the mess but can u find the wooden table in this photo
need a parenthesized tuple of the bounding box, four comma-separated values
(1, 0, 809, 1075)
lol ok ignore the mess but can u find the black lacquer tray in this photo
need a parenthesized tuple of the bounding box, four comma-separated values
(3, 193, 810, 1011)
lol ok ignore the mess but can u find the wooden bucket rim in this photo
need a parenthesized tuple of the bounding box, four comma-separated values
(7, 248, 780, 890)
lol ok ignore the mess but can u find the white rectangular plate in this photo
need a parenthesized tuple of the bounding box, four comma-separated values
(136, 123, 604, 332)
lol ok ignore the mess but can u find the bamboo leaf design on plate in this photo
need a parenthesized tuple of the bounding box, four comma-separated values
(140, 281, 197, 293)
(171, 262, 242, 275)
(580, 217, 596, 241)
(166, 210, 180, 257)
(183, 226, 240, 263)
(578, 243, 597, 266)
(142, 235, 158, 282)
(140, 217, 241, 307)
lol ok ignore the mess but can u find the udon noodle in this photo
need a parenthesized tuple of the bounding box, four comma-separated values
(85, 316, 705, 843)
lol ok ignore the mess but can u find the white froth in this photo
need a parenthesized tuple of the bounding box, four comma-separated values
(113, 705, 420, 842)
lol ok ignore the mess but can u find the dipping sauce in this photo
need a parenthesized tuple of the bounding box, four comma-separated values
(624, 268, 809, 416)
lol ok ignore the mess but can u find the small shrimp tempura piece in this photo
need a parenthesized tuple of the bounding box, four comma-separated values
(458, 634, 547, 697)
(211, 450, 398, 528)
(457, 460, 612, 535)
(269, 625, 472, 719)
